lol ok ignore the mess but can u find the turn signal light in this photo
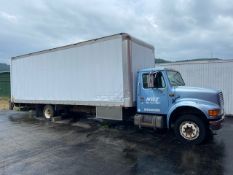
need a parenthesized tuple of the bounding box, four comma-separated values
(208, 109, 220, 117)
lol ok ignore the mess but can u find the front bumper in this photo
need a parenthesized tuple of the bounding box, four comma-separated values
(209, 115, 225, 130)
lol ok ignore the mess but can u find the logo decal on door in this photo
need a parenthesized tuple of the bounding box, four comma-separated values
(145, 97, 160, 104)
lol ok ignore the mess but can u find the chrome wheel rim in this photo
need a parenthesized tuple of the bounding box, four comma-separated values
(44, 108, 53, 119)
(179, 121, 200, 141)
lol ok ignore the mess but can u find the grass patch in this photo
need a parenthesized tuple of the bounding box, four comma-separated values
(0, 97, 9, 110)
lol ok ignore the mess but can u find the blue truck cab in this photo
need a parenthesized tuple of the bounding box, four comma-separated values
(134, 67, 224, 144)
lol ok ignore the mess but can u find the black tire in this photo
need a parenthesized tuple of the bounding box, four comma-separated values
(43, 105, 54, 120)
(174, 114, 207, 145)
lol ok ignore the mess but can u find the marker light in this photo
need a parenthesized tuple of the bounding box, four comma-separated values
(208, 109, 220, 117)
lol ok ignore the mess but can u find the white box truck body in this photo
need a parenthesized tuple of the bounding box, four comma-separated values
(11, 33, 155, 120)
(10, 34, 225, 144)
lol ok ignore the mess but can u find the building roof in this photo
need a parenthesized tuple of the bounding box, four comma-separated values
(158, 59, 233, 66)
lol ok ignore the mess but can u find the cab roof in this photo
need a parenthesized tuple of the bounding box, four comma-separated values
(140, 67, 176, 72)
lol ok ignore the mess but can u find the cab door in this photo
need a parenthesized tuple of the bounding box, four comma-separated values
(137, 71, 169, 115)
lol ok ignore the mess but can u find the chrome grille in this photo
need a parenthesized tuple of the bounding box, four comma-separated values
(219, 92, 224, 107)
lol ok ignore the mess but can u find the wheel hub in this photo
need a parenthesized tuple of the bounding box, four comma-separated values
(45, 109, 51, 118)
(180, 121, 200, 141)
(43, 105, 54, 119)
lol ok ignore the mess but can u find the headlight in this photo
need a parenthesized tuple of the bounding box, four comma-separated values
(208, 109, 220, 117)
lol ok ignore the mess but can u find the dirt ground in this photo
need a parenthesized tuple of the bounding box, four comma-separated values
(0, 97, 9, 110)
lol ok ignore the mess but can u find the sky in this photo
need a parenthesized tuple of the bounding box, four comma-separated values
(0, 0, 233, 64)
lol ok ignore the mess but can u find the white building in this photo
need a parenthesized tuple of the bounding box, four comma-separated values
(158, 59, 233, 115)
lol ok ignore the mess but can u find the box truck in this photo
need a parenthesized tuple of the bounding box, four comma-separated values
(11, 33, 224, 144)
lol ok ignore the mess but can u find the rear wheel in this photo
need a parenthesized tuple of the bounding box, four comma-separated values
(174, 114, 207, 144)
(43, 105, 54, 119)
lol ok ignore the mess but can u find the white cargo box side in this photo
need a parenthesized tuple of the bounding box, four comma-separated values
(11, 36, 124, 106)
(11, 33, 155, 109)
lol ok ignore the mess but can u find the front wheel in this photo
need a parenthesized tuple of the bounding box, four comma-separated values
(174, 114, 207, 144)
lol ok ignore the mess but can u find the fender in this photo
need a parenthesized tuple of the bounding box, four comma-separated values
(167, 98, 220, 128)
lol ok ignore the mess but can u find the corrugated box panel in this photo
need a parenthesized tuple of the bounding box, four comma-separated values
(159, 60, 233, 114)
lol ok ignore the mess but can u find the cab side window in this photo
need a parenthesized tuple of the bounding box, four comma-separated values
(142, 72, 165, 88)
(142, 74, 150, 88)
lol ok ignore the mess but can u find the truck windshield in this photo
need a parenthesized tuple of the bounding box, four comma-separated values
(167, 71, 185, 86)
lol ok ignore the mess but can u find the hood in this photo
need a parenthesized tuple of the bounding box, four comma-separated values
(174, 86, 221, 106)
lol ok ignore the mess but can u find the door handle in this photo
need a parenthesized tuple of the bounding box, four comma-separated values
(140, 96, 145, 101)
(169, 93, 175, 97)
